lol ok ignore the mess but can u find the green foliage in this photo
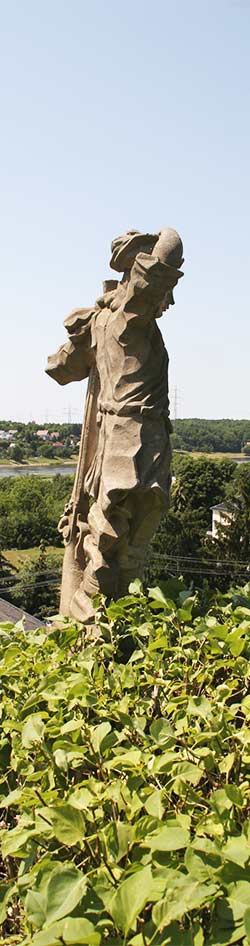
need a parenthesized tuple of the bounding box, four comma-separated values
(37, 444, 57, 459)
(0, 475, 73, 548)
(208, 465, 250, 564)
(7, 541, 61, 619)
(146, 460, 250, 592)
(9, 443, 25, 463)
(172, 457, 235, 516)
(172, 418, 250, 453)
(145, 458, 237, 587)
(0, 580, 250, 944)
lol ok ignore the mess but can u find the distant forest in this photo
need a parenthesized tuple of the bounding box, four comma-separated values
(172, 418, 250, 453)
(1, 418, 250, 455)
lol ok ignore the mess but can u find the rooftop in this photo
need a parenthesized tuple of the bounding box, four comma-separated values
(0, 597, 45, 630)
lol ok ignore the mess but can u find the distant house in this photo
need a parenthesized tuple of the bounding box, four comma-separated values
(242, 441, 250, 455)
(209, 503, 235, 539)
(36, 429, 49, 440)
(53, 441, 64, 448)
(49, 431, 59, 440)
(0, 430, 10, 441)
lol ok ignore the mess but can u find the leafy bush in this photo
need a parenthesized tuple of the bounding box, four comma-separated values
(0, 579, 250, 945)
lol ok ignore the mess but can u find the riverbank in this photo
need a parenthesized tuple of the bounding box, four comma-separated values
(0, 456, 77, 478)
(0, 456, 77, 468)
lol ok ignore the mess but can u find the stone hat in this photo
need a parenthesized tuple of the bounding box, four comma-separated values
(110, 230, 158, 272)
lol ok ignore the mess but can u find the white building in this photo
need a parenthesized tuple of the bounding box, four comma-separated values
(210, 503, 234, 539)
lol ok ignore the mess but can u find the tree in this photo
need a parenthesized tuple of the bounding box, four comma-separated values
(0, 546, 16, 599)
(9, 541, 62, 619)
(0, 474, 73, 548)
(37, 443, 56, 459)
(145, 457, 236, 588)
(214, 465, 250, 562)
(172, 418, 250, 453)
(9, 443, 24, 463)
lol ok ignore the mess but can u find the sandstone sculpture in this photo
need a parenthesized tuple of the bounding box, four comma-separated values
(46, 228, 184, 623)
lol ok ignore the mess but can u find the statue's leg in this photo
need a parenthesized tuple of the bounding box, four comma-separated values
(70, 484, 167, 622)
(70, 485, 131, 622)
(118, 487, 167, 595)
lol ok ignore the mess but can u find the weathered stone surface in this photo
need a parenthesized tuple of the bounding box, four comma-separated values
(46, 229, 184, 622)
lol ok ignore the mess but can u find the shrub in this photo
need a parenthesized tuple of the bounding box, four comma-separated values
(0, 579, 250, 945)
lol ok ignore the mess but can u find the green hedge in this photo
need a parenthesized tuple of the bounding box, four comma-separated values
(0, 579, 250, 945)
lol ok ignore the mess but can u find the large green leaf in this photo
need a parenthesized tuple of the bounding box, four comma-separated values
(0, 882, 16, 923)
(152, 875, 217, 930)
(144, 789, 164, 819)
(103, 820, 133, 862)
(25, 889, 47, 928)
(32, 922, 65, 946)
(49, 805, 85, 845)
(91, 721, 112, 753)
(187, 696, 212, 719)
(1, 822, 35, 858)
(109, 865, 153, 935)
(223, 835, 250, 867)
(46, 867, 87, 923)
(145, 823, 190, 852)
(62, 917, 101, 944)
(21, 713, 45, 747)
(150, 718, 175, 746)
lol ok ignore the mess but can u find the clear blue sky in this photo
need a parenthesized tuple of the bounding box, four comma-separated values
(1, 0, 249, 422)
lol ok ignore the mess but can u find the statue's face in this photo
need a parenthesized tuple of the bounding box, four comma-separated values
(161, 289, 175, 313)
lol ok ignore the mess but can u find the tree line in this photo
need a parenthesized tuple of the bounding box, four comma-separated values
(172, 418, 250, 453)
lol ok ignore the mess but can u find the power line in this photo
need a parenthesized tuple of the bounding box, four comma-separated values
(0, 568, 62, 586)
(0, 577, 60, 595)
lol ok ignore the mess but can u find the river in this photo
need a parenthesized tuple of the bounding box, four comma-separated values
(0, 456, 249, 480)
(0, 464, 76, 479)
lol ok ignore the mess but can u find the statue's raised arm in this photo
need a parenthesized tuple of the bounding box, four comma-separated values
(45, 307, 96, 385)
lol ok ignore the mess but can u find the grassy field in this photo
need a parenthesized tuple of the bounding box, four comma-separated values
(3, 546, 64, 570)
(174, 449, 249, 461)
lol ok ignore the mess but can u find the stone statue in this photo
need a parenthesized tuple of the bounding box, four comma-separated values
(46, 228, 184, 623)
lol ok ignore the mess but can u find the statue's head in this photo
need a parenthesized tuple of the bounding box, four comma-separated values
(110, 230, 158, 272)
(155, 228, 184, 269)
(152, 228, 184, 315)
(108, 226, 184, 317)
